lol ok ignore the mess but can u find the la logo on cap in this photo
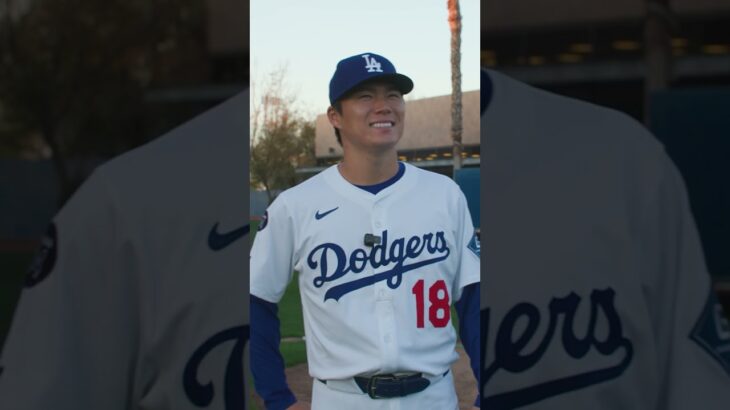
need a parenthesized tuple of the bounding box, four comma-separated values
(362, 54, 383, 73)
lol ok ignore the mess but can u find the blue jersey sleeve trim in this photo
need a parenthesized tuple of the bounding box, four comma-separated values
(353, 162, 406, 195)
(251, 295, 297, 409)
(455, 283, 480, 407)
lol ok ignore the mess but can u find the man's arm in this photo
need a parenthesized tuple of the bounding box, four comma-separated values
(455, 283, 480, 408)
(640, 151, 730, 408)
(251, 196, 306, 409)
(251, 295, 298, 409)
(0, 170, 137, 409)
(452, 187, 481, 408)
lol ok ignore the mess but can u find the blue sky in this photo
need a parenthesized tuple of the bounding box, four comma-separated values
(250, 0, 480, 120)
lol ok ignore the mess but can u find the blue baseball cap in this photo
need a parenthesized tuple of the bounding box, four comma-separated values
(329, 52, 414, 105)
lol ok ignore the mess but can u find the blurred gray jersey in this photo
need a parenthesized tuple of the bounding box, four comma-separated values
(480, 69, 730, 409)
(0, 91, 250, 409)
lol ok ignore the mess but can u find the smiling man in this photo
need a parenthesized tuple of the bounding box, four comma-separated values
(250, 53, 480, 410)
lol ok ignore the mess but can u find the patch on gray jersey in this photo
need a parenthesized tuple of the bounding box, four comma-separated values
(258, 210, 268, 231)
(467, 232, 480, 257)
(690, 289, 730, 377)
(25, 223, 57, 288)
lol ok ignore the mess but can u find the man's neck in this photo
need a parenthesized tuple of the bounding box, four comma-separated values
(338, 150, 399, 186)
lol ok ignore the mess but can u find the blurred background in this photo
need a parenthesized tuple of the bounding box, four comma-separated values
(249, 0, 481, 217)
(0, 0, 248, 345)
(482, 0, 730, 310)
(2, 0, 728, 405)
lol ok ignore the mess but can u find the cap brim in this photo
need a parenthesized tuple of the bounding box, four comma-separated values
(335, 73, 414, 103)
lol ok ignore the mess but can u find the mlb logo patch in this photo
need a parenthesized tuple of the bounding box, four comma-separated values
(467, 232, 480, 257)
(25, 223, 58, 288)
(258, 210, 269, 231)
(691, 290, 730, 377)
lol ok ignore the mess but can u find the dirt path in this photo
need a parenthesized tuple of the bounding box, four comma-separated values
(253, 346, 477, 409)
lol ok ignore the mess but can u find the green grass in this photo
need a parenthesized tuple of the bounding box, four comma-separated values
(451, 306, 460, 333)
(280, 340, 307, 367)
(278, 272, 307, 367)
(279, 273, 304, 338)
(250, 219, 260, 238)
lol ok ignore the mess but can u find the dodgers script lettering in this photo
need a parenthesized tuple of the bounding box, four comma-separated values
(307, 230, 450, 301)
(481, 288, 633, 408)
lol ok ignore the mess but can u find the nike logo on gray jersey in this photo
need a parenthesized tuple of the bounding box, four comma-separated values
(208, 223, 249, 251)
(315, 207, 339, 220)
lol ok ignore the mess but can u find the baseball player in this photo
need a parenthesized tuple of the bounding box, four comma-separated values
(479, 67, 730, 408)
(250, 52, 481, 409)
(0, 90, 251, 409)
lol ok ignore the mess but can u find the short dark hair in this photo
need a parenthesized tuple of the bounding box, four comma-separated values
(332, 100, 342, 146)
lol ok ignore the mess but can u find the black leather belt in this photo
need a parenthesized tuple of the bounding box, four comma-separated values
(319, 370, 448, 399)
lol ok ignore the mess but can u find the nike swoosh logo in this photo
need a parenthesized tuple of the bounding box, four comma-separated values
(208, 223, 249, 251)
(315, 207, 339, 220)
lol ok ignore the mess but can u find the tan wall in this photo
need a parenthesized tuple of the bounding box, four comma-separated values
(315, 90, 480, 158)
(482, 0, 730, 32)
(207, 0, 248, 53)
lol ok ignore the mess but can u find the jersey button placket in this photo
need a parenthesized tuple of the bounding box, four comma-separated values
(372, 200, 398, 372)
(371, 202, 386, 301)
(369, 202, 385, 369)
(375, 299, 398, 372)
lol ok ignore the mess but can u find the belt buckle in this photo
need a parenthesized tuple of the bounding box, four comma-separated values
(367, 374, 395, 399)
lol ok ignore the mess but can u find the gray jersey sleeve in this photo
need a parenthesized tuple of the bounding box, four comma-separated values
(640, 151, 730, 408)
(0, 170, 138, 410)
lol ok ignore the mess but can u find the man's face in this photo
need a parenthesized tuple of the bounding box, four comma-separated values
(328, 81, 405, 152)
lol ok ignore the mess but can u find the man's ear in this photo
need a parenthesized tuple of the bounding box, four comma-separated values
(327, 106, 341, 129)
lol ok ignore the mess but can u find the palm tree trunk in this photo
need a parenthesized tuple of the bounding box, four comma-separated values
(644, 0, 673, 124)
(448, 0, 463, 173)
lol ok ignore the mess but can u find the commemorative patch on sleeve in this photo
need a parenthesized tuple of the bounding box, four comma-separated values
(467, 231, 480, 257)
(25, 223, 58, 288)
(257, 210, 268, 232)
(690, 289, 730, 377)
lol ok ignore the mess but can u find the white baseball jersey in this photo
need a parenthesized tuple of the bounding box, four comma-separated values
(251, 163, 480, 381)
(0, 91, 250, 409)
(480, 68, 730, 408)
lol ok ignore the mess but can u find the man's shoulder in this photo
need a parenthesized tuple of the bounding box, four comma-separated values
(404, 163, 461, 192)
(57, 90, 249, 228)
(484, 69, 669, 194)
(94, 90, 248, 198)
(485, 69, 662, 156)
(266, 165, 336, 210)
(102, 90, 246, 179)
